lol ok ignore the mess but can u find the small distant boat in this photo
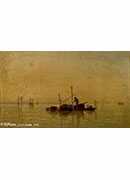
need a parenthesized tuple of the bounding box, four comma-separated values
(29, 98, 34, 107)
(46, 86, 96, 112)
(118, 102, 124, 105)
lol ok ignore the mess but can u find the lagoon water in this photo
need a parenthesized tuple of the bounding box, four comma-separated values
(0, 102, 130, 128)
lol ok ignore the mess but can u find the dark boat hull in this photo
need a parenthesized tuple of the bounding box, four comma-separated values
(46, 103, 96, 112)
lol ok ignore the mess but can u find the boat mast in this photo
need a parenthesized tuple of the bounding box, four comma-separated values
(58, 93, 62, 106)
(70, 86, 74, 105)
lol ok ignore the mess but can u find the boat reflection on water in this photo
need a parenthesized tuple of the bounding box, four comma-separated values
(47, 110, 97, 128)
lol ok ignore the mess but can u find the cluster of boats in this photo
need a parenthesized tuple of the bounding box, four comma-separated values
(46, 86, 96, 112)
(46, 103, 96, 112)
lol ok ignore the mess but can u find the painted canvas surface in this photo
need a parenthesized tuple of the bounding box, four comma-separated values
(0, 51, 130, 128)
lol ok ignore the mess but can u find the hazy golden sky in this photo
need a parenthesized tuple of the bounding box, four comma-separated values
(0, 51, 130, 103)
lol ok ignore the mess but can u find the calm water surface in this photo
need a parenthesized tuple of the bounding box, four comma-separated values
(0, 103, 130, 128)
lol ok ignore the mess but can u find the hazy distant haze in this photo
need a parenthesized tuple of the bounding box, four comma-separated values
(0, 51, 130, 104)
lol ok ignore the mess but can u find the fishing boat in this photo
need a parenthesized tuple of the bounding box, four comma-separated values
(46, 86, 96, 112)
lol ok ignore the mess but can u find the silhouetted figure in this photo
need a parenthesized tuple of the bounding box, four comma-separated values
(73, 97, 79, 105)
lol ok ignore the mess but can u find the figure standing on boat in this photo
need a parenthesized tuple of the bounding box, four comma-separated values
(73, 96, 79, 110)
(73, 96, 79, 105)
